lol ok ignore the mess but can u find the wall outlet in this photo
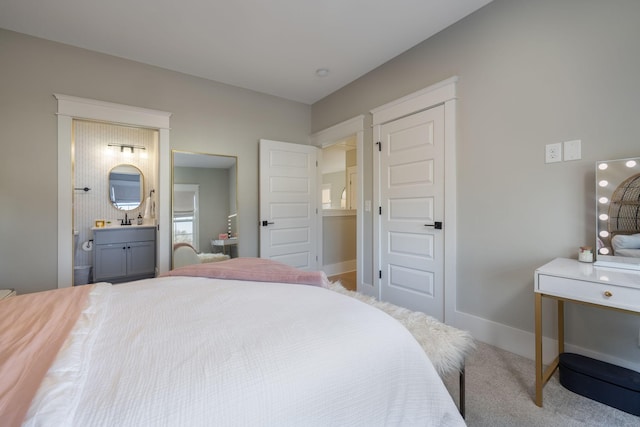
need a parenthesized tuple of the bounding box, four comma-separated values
(545, 143, 562, 163)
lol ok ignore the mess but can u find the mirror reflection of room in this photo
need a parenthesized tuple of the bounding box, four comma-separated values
(73, 120, 158, 286)
(595, 157, 640, 264)
(108, 164, 144, 211)
(172, 151, 238, 268)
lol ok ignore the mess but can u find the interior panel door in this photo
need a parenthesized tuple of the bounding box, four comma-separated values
(259, 139, 318, 270)
(378, 105, 445, 320)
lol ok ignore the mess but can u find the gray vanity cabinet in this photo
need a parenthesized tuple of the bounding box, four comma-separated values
(93, 227, 156, 283)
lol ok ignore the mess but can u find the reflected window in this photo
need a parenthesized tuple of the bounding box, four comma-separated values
(173, 184, 199, 250)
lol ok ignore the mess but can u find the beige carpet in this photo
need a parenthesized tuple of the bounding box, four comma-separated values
(442, 341, 639, 426)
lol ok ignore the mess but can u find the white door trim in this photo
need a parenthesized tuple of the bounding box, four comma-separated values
(310, 115, 366, 294)
(55, 94, 171, 288)
(370, 77, 458, 323)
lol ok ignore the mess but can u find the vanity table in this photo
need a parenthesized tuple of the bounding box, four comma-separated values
(211, 237, 238, 257)
(534, 258, 640, 406)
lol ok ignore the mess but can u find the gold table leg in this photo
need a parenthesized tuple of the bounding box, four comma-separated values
(535, 295, 564, 407)
(535, 293, 543, 406)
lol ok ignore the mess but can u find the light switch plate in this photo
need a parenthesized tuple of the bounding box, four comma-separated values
(545, 143, 562, 163)
(564, 139, 581, 161)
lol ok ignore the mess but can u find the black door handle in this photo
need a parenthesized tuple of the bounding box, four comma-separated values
(261, 220, 275, 227)
(424, 221, 443, 230)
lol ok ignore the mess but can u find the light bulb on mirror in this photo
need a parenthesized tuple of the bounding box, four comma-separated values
(599, 247, 610, 255)
(598, 197, 609, 204)
(599, 214, 609, 221)
(599, 230, 609, 238)
(625, 160, 637, 168)
(598, 180, 608, 187)
(598, 163, 608, 170)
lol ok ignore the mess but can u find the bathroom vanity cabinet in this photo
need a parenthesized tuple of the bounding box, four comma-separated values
(93, 226, 156, 283)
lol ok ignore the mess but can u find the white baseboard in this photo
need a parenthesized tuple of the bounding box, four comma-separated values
(323, 260, 356, 277)
(451, 310, 640, 372)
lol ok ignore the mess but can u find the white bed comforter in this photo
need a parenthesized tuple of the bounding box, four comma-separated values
(24, 277, 464, 426)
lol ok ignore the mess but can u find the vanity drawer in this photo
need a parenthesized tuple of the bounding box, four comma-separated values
(537, 274, 640, 312)
(94, 227, 156, 244)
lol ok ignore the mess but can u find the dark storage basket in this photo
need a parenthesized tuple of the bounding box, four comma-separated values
(559, 352, 640, 416)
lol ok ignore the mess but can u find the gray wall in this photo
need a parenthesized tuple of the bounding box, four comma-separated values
(322, 215, 356, 266)
(312, 0, 640, 364)
(0, 28, 310, 294)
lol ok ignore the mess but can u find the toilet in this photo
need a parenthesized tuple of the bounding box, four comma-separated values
(74, 231, 92, 285)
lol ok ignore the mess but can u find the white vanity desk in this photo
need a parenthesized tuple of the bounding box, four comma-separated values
(534, 257, 640, 406)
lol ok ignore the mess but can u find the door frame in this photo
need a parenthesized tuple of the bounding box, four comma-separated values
(310, 115, 364, 290)
(371, 77, 458, 323)
(56, 94, 171, 288)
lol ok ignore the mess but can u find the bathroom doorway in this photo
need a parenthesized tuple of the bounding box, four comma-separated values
(72, 120, 158, 285)
(310, 116, 364, 293)
(320, 138, 357, 286)
(56, 94, 171, 289)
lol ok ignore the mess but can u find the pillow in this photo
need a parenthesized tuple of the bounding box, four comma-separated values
(611, 233, 640, 250)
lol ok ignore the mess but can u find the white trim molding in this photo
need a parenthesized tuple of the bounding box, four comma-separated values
(56, 94, 171, 288)
(371, 76, 458, 126)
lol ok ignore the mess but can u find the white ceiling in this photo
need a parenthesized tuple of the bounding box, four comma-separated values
(0, 0, 492, 104)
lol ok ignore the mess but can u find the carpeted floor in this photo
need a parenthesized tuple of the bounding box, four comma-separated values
(442, 341, 639, 426)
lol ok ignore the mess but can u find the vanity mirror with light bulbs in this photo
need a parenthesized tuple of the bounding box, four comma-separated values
(594, 156, 640, 270)
(534, 155, 640, 406)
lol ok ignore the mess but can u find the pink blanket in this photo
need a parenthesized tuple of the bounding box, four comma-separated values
(163, 257, 330, 288)
(0, 285, 93, 427)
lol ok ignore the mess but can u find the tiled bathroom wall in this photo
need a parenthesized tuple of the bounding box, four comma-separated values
(73, 120, 158, 271)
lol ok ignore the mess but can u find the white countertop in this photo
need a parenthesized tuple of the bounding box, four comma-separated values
(92, 224, 156, 231)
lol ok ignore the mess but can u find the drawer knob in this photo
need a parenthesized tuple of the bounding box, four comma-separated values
(604, 290, 613, 298)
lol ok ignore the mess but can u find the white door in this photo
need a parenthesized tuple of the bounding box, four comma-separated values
(378, 105, 445, 320)
(259, 139, 319, 270)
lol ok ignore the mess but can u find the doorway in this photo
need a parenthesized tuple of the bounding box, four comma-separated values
(73, 120, 158, 285)
(310, 116, 364, 292)
(376, 106, 445, 319)
(320, 137, 357, 285)
(56, 94, 171, 288)
(371, 77, 458, 322)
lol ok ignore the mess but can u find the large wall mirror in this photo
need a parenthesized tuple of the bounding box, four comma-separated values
(171, 151, 238, 269)
(595, 156, 640, 270)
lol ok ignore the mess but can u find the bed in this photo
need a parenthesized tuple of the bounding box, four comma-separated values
(1, 258, 466, 426)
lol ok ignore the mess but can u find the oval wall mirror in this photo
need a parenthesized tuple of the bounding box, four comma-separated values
(108, 164, 144, 211)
